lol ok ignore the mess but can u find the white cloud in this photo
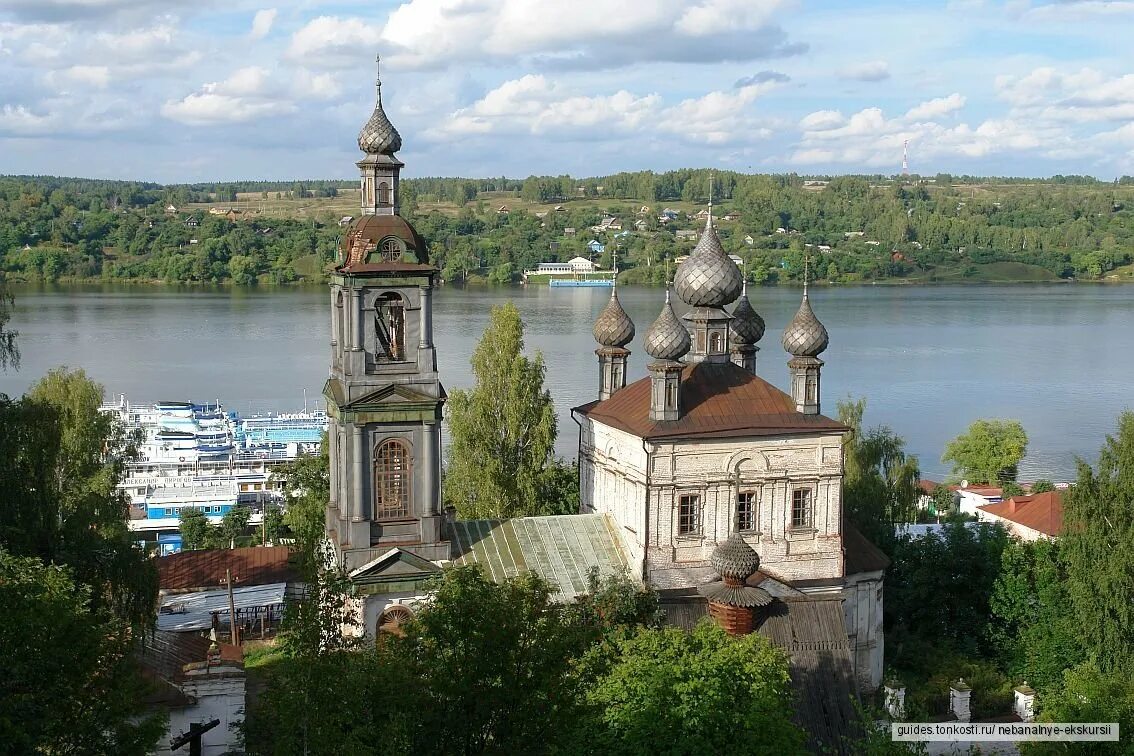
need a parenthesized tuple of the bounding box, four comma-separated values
(429, 74, 781, 147)
(286, 15, 383, 68)
(45, 64, 111, 89)
(293, 0, 802, 72)
(161, 67, 296, 125)
(293, 70, 342, 101)
(250, 8, 277, 40)
(676, 0, 785, 36)
(905, 93, 966, 120)
(997, 66, 1134, 123)
(790, 99, 1074, 167)
(839, 60, 890, 82)
(0, 104, 57, 135)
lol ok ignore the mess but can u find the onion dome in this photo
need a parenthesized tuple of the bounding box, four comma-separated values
(673, 211, 743, 308)
(358, 65, 402, 154)
(711, 531, 761, 582)
(781, 284, 829, 357)
(729, 282, 765, 346)
(592, 288, 635, 347)
(644, 290, 691, 361)
(697, 531, 773, 607)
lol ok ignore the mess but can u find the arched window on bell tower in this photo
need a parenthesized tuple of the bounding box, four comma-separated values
(374, 292, 406, 361)
(378, 181, 391, 206)
(374, 439, 411, 520)
(709, 331, 724, 354)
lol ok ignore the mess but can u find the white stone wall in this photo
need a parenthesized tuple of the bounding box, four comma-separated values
(580, 422, 650, 578)
(582, 419, 846, 589)
(842, 570, 885, 692)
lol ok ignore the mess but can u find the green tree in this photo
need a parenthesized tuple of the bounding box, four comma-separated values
(535, 458, 581, 516)
(942, 419, 1028, 484)
(886, 521, 1010, 658)
(446, 303, 557, 518)
(386, 566, 592, 755)
(838, 397, 921, 552)
(1030, 479, 1056, 493)
(0, 549, 165, 754)
(218, 504, 251, 547)
(276, 438, 329, 567)
(1, 368, 156, 627)
(574, 622, 806, 755)
(1062, 411, 1134, 674)
(179, 506, 213, 550)
(0, 275, 17, 370)
(1025, 660, 1134, 756)
(988, 539, 1082, 692)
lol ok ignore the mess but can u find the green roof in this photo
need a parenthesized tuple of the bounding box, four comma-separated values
(449, 514, 633, 602)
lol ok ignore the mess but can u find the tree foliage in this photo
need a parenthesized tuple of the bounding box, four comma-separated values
(1024, 660, 1134, 756)
(1061, 411, 1134, 674)
(574, 622, 806, 756)
(0, 368, 156, 627)
(445, 303, 559, 518)
(885, 522, 1010, 658)
(0, 549, 164, 754)
(987, 539, 1082, 693)
(0, 274, 16, 370)
(838, 397, 921, 552)
(942, 419, 1028, 484)
(178, 506, 213, 550)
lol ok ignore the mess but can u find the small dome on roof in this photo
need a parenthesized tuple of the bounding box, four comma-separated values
(592, 288, 635, 347)
(710, 531, 761, 582)
(643, 290, 690, 361)
(729, 282, 765, 346)
(781, 287, 828, 357)
(673, 212, 743, 308)
(358, 83, 402, 155)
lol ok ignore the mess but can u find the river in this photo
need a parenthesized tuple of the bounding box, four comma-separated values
(4, 282, 1131, 481)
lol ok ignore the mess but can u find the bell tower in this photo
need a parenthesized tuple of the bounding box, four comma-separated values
(325, 60, 450, 574)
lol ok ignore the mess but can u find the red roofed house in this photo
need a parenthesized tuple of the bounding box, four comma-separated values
(977, 491, 1064, 541)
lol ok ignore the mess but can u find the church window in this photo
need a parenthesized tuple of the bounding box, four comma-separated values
(374, 439, 411, 519)
(678, 494, 700, 535)
(374, 293, 406, 361)
(666, 381, 678, 409)
(378, 181, 391, 205)
(791, 487, 813, 529)
(737, 491, 757, 532)
(806, 377, 817, 403)
(709, 331, 723, 353)
(611, 362, 623, 389)
(380, 237, 402, 262)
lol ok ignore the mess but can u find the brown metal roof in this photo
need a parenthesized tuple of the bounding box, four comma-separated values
(978, 490, 1063, 537)
(157, 546, 299, 592)
(575, 361, 846, 441)
(843, 522, 891, 574)
(337, 213, 431, 269)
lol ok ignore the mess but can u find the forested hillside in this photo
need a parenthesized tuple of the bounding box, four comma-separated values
(2, 171, 1133, 286)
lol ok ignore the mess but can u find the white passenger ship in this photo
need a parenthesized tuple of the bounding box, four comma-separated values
(100, 395, 327, 554)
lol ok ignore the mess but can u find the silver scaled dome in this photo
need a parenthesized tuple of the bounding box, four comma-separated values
(729, 282, 765, 346)
(710, 531, 761, 582)
(781, 286, 829, 357)
(358, 85, 402, 155)
(673, 213, 743, 308)
(643, 290, 691, 361)
(592, 288, 635, 347)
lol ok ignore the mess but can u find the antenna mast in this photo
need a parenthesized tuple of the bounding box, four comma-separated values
(902, 139, 910, 177)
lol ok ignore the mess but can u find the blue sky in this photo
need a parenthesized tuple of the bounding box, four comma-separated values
(2, 0, 1133, 182)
